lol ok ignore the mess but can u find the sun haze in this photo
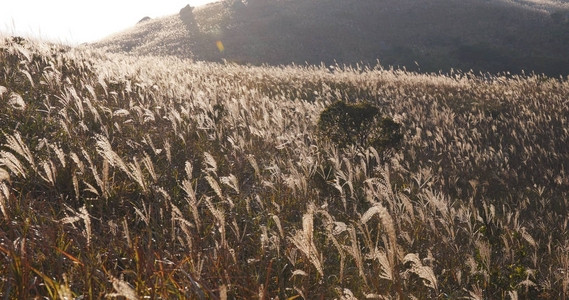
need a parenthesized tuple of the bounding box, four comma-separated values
(0, 0, 219, 45)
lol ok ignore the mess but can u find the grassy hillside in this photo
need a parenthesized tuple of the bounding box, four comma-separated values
(92, 0, 569, 77)
(2, 36, 569, 298)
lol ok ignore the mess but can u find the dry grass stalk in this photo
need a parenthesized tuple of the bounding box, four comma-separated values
(367, 247, 393, 281)
(345, 225, 366, 281)
(203, 151, 218, 174)
(289, 208, 324, 277)
(107, 274, 139, 300)
(206, 175, 223, 200)
(0, 151, 27, 179)
(0, 182, 8, 219)
(402, 253, 438, 291)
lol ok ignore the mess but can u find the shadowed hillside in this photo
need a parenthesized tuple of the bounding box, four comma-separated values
(91, 0, 569, 76)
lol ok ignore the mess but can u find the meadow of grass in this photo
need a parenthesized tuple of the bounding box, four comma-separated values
(1, 36, 569, 299)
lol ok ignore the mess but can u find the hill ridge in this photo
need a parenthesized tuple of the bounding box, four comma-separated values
(91, 0, 569, 76)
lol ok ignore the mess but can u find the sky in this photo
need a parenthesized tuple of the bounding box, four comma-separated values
(0, 0, 219, 45)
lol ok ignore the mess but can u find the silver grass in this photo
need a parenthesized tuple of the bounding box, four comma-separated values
(468, 284, 484, 300)
(203, 151, 218, 174)
(398, 192, 415, 220)
(58, 119, 70, 136)
(260, 225, 269, 250)
(520, 227, 537, 248)
(72, 173, 80, 200)
(220, 174, 240, 194)
(332, 221, 347, 235)
(422, 189, 450, 221)
(8, 92, 26, 110)
(20, 70, 34, 88)
(303, 207, 314, 243)
(475, 240, 491, 273)
(95, 135, 128, 175)
(0, 166, 11, 183)
(167, 111, 180, 135)
(0, 181, 8, 200)
(123, 218, 131, 249)
(56, 275, 74, 300)
(205, 197, 227, 248)
(70, 152, 84, 173)
(327, 232, 346, 282)
(127, 158, 147, 192)
(112, 109, 130, 117)
(141, 154, 157, 183)
(97, 76, 108, 97)
(219, 284, 227, 300)
(272, 214, 284, 238)
(185, 161, 193, 179)
(230, 219, 241, 244)
(258, 284, 265, 300)
(402, 253, 438, 291)
(361, 201, 398, 271)
(82, 181, 100, 197)
(288, 208, 324, 277)
(182, 178, 200, 228)
(361, 203, 397, 249)
(465, 256, 479, 276)
(102, 159, 109, 196)
(291, 269, 308, 277)
(50, 144, 66, 168)
(331, 177, 347, 210)
(142, 108, 155, 123)
(164, 139, 172, 164)
(143, 135, 159, 156)
(79, 205, 92, 247)
(107, 275, 139, 300)
(67, 87, 85, 120)
(4, 132, 35, 170)
(206, 175, 223, 200)
(59, 205, 92, 247)
(517, 278, 537, 290)
(340, 288, 358, 300)
(84, 84, 97, 101)
(0, 182, 8, 219)
(293, 286, 306, 300)
(345, 225, 366, 281)
(39, 160, 56, 186)
(364, 293, 391, 299)
(82, 96, 102, 125)
(172, 203, 194, 249)
(0, 151, 27, 178)
(367, 247, 393, 281)
(133, 204, 150, 226)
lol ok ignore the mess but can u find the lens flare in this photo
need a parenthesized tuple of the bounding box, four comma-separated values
(216, 40, 225, 52)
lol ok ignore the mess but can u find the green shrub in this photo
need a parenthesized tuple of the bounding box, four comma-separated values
(317, 100, 402, 151)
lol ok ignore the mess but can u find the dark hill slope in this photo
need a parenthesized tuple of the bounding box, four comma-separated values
(92, 0, 569, 76)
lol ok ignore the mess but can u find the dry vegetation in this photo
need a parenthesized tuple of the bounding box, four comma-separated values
(1, 36, 569, 299)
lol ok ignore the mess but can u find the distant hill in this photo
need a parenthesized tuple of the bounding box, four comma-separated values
(91, 0, 569, 76)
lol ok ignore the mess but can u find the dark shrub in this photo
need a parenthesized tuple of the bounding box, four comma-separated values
(317, 100, 402, 151)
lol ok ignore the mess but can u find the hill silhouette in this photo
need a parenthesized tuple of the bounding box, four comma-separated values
(92, 0, 569, 76)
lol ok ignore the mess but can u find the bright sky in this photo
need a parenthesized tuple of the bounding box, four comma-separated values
(0, 0, 219, 45)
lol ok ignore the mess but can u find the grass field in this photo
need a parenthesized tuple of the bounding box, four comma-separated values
(1, 36, 569, 298)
